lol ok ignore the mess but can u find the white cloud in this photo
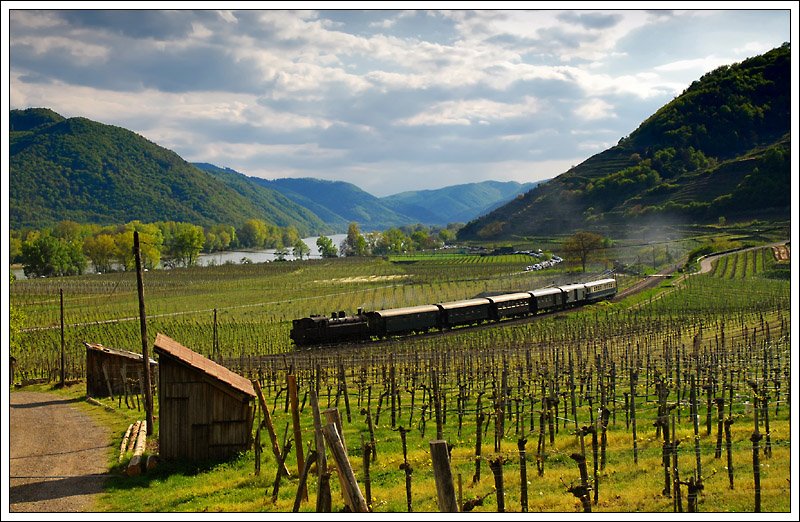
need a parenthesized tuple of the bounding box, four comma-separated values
(575, 98, 616, 121)
(398, 97, 540, 126)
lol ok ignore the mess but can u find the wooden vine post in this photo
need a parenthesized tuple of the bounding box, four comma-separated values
(323, 423, 368, 512)
(253, 380, 291, 478)
(133, 230, 154, 435)
(430, 440, 458, 512)
(309, 387, 331, 512)
(287, 374, 307, 502)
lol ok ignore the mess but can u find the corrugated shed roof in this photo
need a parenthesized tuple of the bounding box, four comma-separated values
(153, 333, 255, 398)
(84, 342, 157, 365)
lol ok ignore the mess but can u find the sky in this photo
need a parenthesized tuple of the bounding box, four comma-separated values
(2, 3, 796, 197)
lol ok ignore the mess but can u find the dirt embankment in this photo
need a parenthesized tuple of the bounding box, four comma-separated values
(9, 391, 112, 513)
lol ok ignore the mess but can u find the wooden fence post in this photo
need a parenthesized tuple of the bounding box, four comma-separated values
(309, 387, 330, 511)
(287, 374, 307, 501)
(253, 380, 290, 478)
(430, 440, 459, 512)
(133, 231, 154, 435)
(292, 448, 318, 512)
(322, 423, 369, 512)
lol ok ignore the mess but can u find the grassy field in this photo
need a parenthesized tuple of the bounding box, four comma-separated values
(8, 231, 793, 513)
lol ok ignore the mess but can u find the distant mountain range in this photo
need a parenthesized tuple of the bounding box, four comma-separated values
(9, 108, 540, 233)
(198, 170, 542, 232)
(459, 43, 791, 240)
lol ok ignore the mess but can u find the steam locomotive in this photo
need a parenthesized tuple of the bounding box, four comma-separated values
(290, 278, 617, 347)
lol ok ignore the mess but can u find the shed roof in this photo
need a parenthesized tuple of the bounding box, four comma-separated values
(153, 333, 255, 398)
(84, 342, 157, 365)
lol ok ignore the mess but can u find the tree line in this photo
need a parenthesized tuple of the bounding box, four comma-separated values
(331, 222, 462, 258)
(9, 218, 306, 278)
(9, 219, 465, 278)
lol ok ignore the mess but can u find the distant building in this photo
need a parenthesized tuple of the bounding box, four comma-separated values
(153, 333, 255, 461)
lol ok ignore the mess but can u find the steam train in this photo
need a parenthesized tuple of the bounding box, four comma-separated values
(290, 278, 617, 347)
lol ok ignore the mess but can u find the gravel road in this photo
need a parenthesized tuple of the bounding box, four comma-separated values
(9, 391, 112, 513)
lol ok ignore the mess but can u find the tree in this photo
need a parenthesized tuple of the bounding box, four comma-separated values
(163, 222, 205, 267)
(238, 219, 269, 248)
(293, 238, 310, 260)
(83, 233, 117, 273)
(21, 235, 86, 277)
(204, 224, 236, 252)
(341, 222, 368, 256)
(113, 221, 162, 270)
(316, 235, 338, 258)
(563, 231, 605, 272)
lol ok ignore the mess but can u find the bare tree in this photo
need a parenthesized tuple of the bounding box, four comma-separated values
(563, 231, 604, 272)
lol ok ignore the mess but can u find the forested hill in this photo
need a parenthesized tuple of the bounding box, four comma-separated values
(9, 109, 326, 234)
(459, 43, 791, 240)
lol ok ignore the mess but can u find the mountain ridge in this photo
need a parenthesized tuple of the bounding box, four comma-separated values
(458, 43, 791, 240)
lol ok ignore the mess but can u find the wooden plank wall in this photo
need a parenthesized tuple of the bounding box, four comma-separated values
(159, 356, 254, 461)
(86, 350, 157, 398)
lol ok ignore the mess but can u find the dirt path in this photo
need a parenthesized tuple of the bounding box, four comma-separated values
(9, 391, 112, 513)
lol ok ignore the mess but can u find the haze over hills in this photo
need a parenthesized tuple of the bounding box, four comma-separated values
(235, 176, 413, 232)
(458, 43, 791, 240)
(382, 180, 543, 225)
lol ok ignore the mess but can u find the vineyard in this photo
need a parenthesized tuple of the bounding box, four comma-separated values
(8, 241, 793, 513)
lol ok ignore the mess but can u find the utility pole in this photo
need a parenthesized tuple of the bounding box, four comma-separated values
(134, 231, 155, 435)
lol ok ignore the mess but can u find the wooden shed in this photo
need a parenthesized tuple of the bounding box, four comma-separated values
(153, 333, 256, 461)
(84, 342, 157, 398)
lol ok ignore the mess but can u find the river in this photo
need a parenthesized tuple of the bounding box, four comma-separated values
(195, 234, 346, 266)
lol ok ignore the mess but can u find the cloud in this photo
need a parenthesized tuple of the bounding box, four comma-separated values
(574, 98, 616, 121)
(398, 96, 540, 126)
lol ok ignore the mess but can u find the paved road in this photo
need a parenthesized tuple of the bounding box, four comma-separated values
(9, 391, 112, 513)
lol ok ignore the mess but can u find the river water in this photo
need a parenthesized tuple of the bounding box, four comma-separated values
(195, 234, 346, 266)
(12, 234, 347, 279)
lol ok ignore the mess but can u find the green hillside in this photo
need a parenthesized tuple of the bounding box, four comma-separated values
(9, 110, 326, 235)
(459, 43, 791, 240)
